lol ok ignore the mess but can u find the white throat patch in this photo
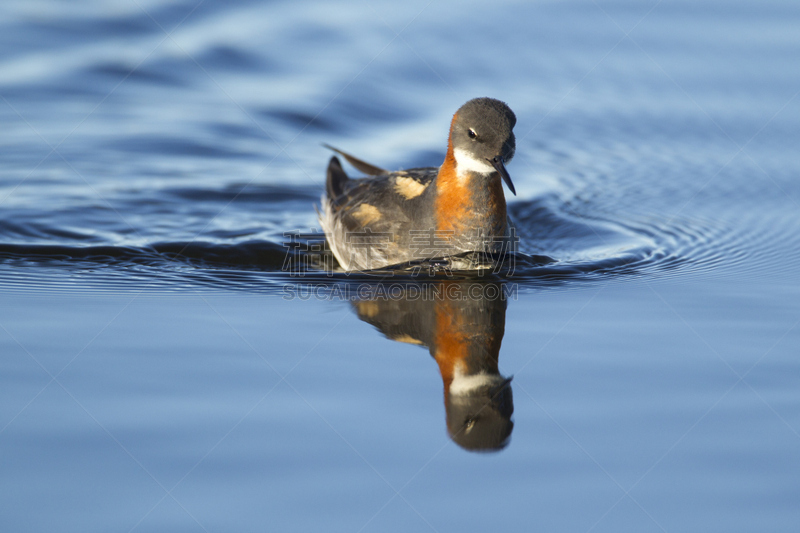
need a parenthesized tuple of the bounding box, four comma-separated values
(453, 147, 495, 177)
(450, 369, 505, 396)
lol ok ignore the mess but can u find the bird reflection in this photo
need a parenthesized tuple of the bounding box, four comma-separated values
(352, 280, 513, 452)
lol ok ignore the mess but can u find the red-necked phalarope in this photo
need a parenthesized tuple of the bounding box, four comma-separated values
(320, 97, 517, 271)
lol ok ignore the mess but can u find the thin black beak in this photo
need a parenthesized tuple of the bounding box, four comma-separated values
(488, 156, 516, 196)
(489, 376, 513, 398)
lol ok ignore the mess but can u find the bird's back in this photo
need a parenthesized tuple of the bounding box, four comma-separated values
(321, 156, 439, 270)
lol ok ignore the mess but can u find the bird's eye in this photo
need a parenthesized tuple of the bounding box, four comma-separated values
(468, 129, 477, 139)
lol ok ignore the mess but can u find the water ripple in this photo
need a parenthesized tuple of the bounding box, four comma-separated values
(2, 190, 794, 295)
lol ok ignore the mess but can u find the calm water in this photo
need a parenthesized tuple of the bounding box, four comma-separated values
(2, 0, 799, 531)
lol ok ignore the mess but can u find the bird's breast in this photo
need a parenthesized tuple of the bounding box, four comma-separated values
(434, 158, 508, 250)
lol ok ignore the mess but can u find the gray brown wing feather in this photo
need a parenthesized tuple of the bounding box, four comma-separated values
(323, 144, 387, 176)
(322, 158, 438, 268)
(333, 168, 436, 233)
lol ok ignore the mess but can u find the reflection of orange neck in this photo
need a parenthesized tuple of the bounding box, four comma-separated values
(432, 283, 503, 403)
(433, 295, 466, 397)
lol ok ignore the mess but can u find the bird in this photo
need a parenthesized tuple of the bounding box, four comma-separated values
(320, 97, 517, 271)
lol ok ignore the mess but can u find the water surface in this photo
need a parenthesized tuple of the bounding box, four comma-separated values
(1, 1, 799, 532)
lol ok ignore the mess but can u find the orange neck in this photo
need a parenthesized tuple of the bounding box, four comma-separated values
(435, 117, 508, 238)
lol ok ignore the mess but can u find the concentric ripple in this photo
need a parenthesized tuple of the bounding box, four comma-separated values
(2, 184, 792, 295)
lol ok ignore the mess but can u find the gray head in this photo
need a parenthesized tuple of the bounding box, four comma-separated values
(446, 376, 514, 452)
(450, 97, 517, 195)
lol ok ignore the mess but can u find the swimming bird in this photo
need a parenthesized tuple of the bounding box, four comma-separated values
(320, 97, 517, 271)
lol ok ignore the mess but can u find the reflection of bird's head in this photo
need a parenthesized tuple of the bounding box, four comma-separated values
(446, 374, 514, 452)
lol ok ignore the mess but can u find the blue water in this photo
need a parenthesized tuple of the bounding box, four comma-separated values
(2, 0, 799, 531)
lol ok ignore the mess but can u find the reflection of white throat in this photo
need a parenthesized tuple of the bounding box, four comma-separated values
(450, 366, 505, 396)
(454, 148, 495, 177)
